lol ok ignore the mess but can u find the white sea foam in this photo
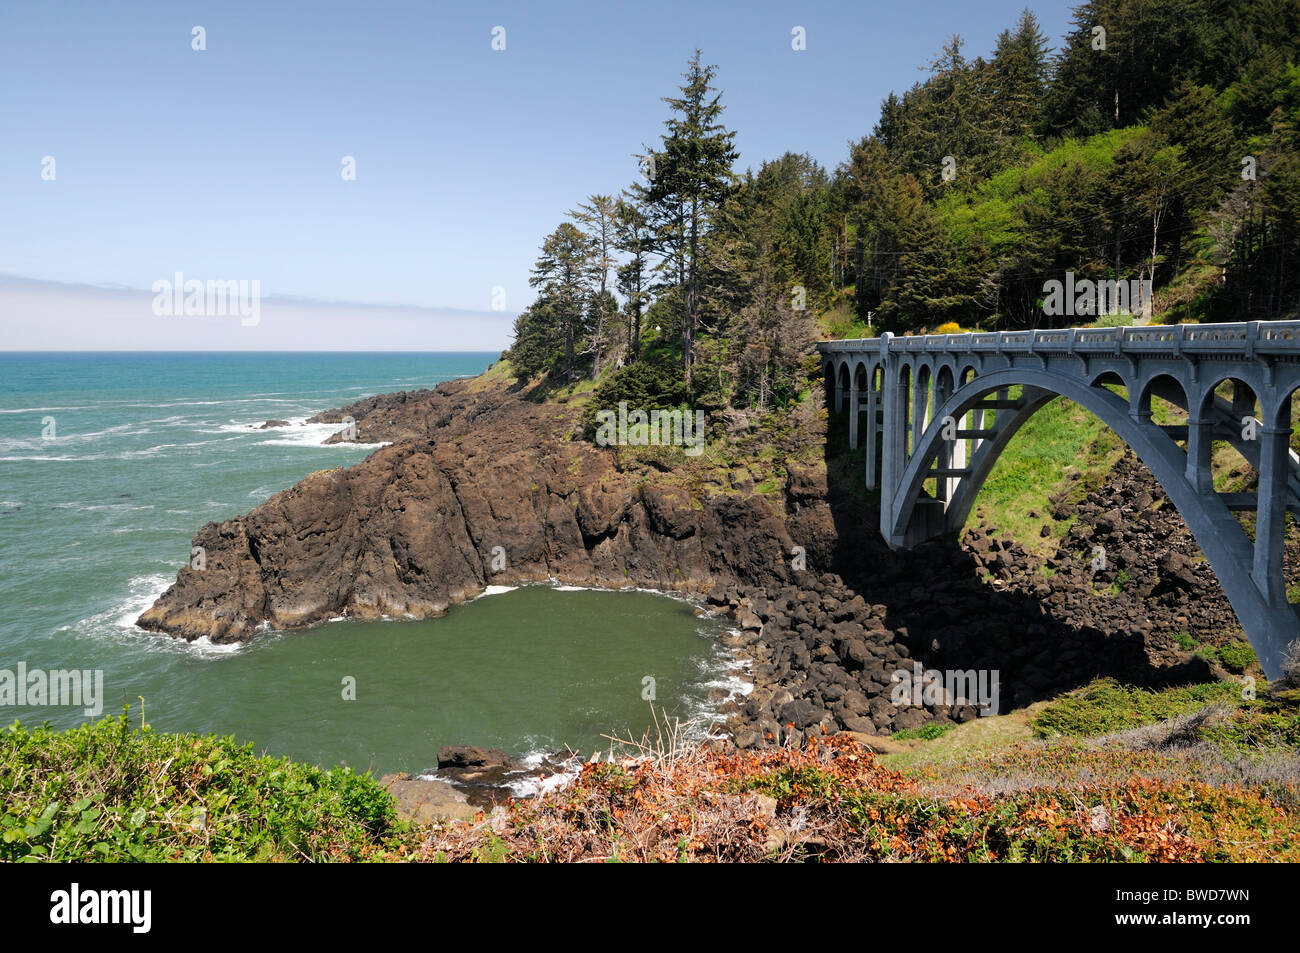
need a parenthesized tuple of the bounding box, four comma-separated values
(210, 416, 389, 449)
(505, 759, 582, 798)
(419, 750, 587, 799)
(474, 585, 517, 599)
(0, 454, 93, 462)
(50, 502, 155, 512)
(56, 573, 172, 641)
(0, 405, 92, 414)
(53, 573, 242, 657)
(183, 636, 244, 655)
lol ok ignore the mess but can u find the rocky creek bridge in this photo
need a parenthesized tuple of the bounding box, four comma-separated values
(817, 321, 1300, 679)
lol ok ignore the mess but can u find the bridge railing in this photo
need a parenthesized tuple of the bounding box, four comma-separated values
(817, 320, 1300, 359)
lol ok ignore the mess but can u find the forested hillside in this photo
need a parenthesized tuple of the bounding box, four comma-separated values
(506, 0, 1300, 424)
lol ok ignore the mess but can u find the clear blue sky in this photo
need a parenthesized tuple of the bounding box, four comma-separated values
(0, 0, 1074, 348)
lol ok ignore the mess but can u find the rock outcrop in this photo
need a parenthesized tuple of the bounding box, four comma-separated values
(137, 379, 808, 642)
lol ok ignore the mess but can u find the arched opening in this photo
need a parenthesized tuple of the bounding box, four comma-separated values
(898, 363, 914, 462)
(1201, 378, 1260, 501)
(1139, 374, 1190, 429)
(912, 363, 932, 458)
(866, 362, 884, 490)
(1138, 375, 1192, 468)
(1277, 384, 1300, 607)
(933, 365, 958, 502)
(1090, 370, 1129, 405)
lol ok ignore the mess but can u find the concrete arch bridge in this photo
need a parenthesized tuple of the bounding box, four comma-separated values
(817, 322, 1300, 679)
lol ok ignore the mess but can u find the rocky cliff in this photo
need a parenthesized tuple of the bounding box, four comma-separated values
(136, 379, 826, 642)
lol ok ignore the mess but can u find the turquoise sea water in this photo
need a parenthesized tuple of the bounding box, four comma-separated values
(0, 353, 737, 776)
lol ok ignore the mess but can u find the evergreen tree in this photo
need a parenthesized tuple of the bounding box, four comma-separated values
(570, 194, 619, 377)
(614, 194, 654, 363)
(991, 10, 1049, 141)
(643, 50, 739, 390)
(529, 222, 597, 383)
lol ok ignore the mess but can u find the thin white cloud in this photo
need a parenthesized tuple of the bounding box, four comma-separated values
(0, 274, 515, 351)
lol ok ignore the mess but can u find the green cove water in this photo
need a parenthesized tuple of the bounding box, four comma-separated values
(0, 353, 740, 778)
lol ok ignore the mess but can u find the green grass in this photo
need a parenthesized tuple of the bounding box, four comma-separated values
(892, 722, 956, 742)
(969, 395, 1124, 554)
(1196, 645, 1222, 667)
(0, 713, 409, 862)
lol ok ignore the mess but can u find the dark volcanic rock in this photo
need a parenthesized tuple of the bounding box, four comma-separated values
(137, 378, 802, 643)
(437, 745, 513, 770)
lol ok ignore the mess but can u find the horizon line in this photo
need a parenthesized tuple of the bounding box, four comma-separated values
(0, 348, 505, 354)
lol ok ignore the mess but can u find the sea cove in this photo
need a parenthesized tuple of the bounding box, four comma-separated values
(0, 353, 740, 774)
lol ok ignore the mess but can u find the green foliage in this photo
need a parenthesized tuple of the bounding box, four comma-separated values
(971, 395, 1123, 550)
(1198, 697, 1300, 753)
(515, 1, 1300, 418)
(1031, 678, 1242, 738)
(0, 714, 402, 862)
(892, 722, 955, 742)
(592, 359, 688, 411)
(582, 359, 695, 440)
(1219, 641, 1258, 674)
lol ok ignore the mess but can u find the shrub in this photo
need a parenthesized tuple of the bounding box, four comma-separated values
(1282, 639, 1300, 690)
(582, 360, 692, 441)
(1218, 641, 1257, 674)
(893, 722, 955, 741)
(933, 321, 964, 335)
(0, 715, 404, 861)
(1032, 678, 1241, 738)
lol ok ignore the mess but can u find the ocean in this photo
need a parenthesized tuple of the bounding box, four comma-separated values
(0, 352, 739, 777)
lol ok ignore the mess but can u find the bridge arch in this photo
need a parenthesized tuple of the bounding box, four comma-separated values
(819, 324, 1300, 678)
(891, 366, 1297, 679)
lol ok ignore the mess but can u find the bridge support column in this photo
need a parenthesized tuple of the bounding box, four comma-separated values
(1130, 387, 1152, 425)
(879, 335, 905, 542)
(848, 385, 859, 450)
(911, 373, 928, 456)
(1185, 413, 1214, 494)
(1252, 423, 1293, 607)
(1232, 383, 1256, 425)
(949, 427, 965, 500)
(865, 381, 879, 490)
(934, 374, 954, 503)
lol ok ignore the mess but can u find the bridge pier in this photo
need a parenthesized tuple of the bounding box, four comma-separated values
(1185, 411, 1214, 493)
(1253, 423, 1293, 607)
(848, 385, 859, 450)
(911, 371, 928, 456)
(865, 379, 879, 491)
